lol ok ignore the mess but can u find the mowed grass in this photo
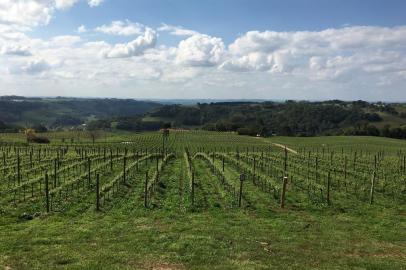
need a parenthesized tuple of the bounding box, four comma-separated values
(0, 131, 405, 269)
(267, 135, 406, 154)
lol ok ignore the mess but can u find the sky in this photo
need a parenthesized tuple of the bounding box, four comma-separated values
(1, 0, 406, 101)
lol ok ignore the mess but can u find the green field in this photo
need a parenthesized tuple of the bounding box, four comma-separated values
(0, 131, 405, 269)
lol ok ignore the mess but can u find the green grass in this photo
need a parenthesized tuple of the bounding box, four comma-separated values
(0, 131, 405, 269)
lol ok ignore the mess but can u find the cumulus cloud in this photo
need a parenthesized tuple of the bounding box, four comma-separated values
(77, 25, 87, 33)
(158, 23, 200, 36)
(95, 20, 144, 36)
(176, 34, 225, 66)
(0, 0, 103, 28)
(8, 59, 56, 75)
(88, 0, 103, 7)
(55, 0, 78, 10)
(0, 0, 53, 27)
(1, 21, 406, 100)
(1, 44, 31, 56)
(222, 26, 406, 77)
(50, 35, 81, 47)
(101, 28, 157, 58)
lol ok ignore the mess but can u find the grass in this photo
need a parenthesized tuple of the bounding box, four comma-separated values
(0, 131, 405, 269)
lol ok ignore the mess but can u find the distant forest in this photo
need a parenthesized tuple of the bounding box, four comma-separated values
(1, 96, 406, 139)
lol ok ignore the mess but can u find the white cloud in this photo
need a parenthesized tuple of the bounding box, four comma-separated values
(95, 20, 144, 36)
(1, 44, 31, 56)
(0, 0, 53, 27)
(158, 23, 200, 36)
(55, 0, 78, 10)
(1, 22, 406, 100)
(176, 34, 225, 66)
(0, 0, 103, 28)
(50, 35, 81, 47)
(101, 28, 157, 58)
(88, 0, 103, 7)
(77, 25, 87, 33)
(8, 59, 55, 75)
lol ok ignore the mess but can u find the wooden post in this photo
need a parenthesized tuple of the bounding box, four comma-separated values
(191, 172, 195, 206)
(96, 174, 100, 211)
(370, 156, 377, 204)
(144, 171, 148, 208)
(222, 156, 225, 172)
(280, 176, 288, 208)
(88, 158, 91, 186)
(45, 173, 50, 213)
(17, 152, 21, 185)
(239, 173, 245, 207)
(327, 170, 331, 205)
(123, 155, 127, 184)
(110, 149, 113, 171)
(54, 158, 57, 188)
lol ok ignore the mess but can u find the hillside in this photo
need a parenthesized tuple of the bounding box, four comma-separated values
(144, 100, 406, 138)
(0, 96, 161, 130)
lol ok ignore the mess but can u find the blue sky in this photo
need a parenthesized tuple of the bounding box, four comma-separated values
(38, 0, 406, 43)
(1, 0, 406, 100)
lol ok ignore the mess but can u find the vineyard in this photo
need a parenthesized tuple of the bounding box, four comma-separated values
(0, 130, 405, 269)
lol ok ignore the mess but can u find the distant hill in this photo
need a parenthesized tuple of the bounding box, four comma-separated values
(0, 96, 161, 129)
(143, 100, 406, 139)
(2, 97, 406, 139)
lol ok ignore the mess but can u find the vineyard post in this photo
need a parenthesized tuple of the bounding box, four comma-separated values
(327, 170, 331, 205)
(136, 152, 139, 171)
(222, 156, 225, 172)
(284, 146, 288, 173)
(110, 149, 113, 171)
(123, 155, 127, 184)
(96, 173, 100, 211)
(403, 155, 405, 175)
(280, 176, 288, 208)
(144, 171, 148, 208)
(17, 151, 21, 185)
(156, 156, 158, 172)
(239, 173, 245, 207)
(212, 152, 215, 172)
(370, 156, 377, 204)
(191, 172, 195, 206)
(88, 158, 91, 186)
(253, 157, 256, 184)
(2, 152, 5, 176)
(45, 173, 50, 213)
(54, 159, 57, 188)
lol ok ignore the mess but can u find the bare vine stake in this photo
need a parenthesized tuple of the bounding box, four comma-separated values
(191, 172, 195, 206)
(280, 146, 288, 208)
(144, 171, 148, 208)
(239, 173, 245, 207)
(45, 173, 50, 213)
(370, 156, 377, 205)
(96, 173, 100, 211)
(54, 159, 57, 188)
(17, 151, 21, 185)
(123, 155, 127, 184)
(280, 176, 288, 208)
(327, 170, 331, 205)
(88, 158, 91, 186)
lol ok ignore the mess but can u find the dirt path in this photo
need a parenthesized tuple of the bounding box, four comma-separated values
(271, 143, 298, 154)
